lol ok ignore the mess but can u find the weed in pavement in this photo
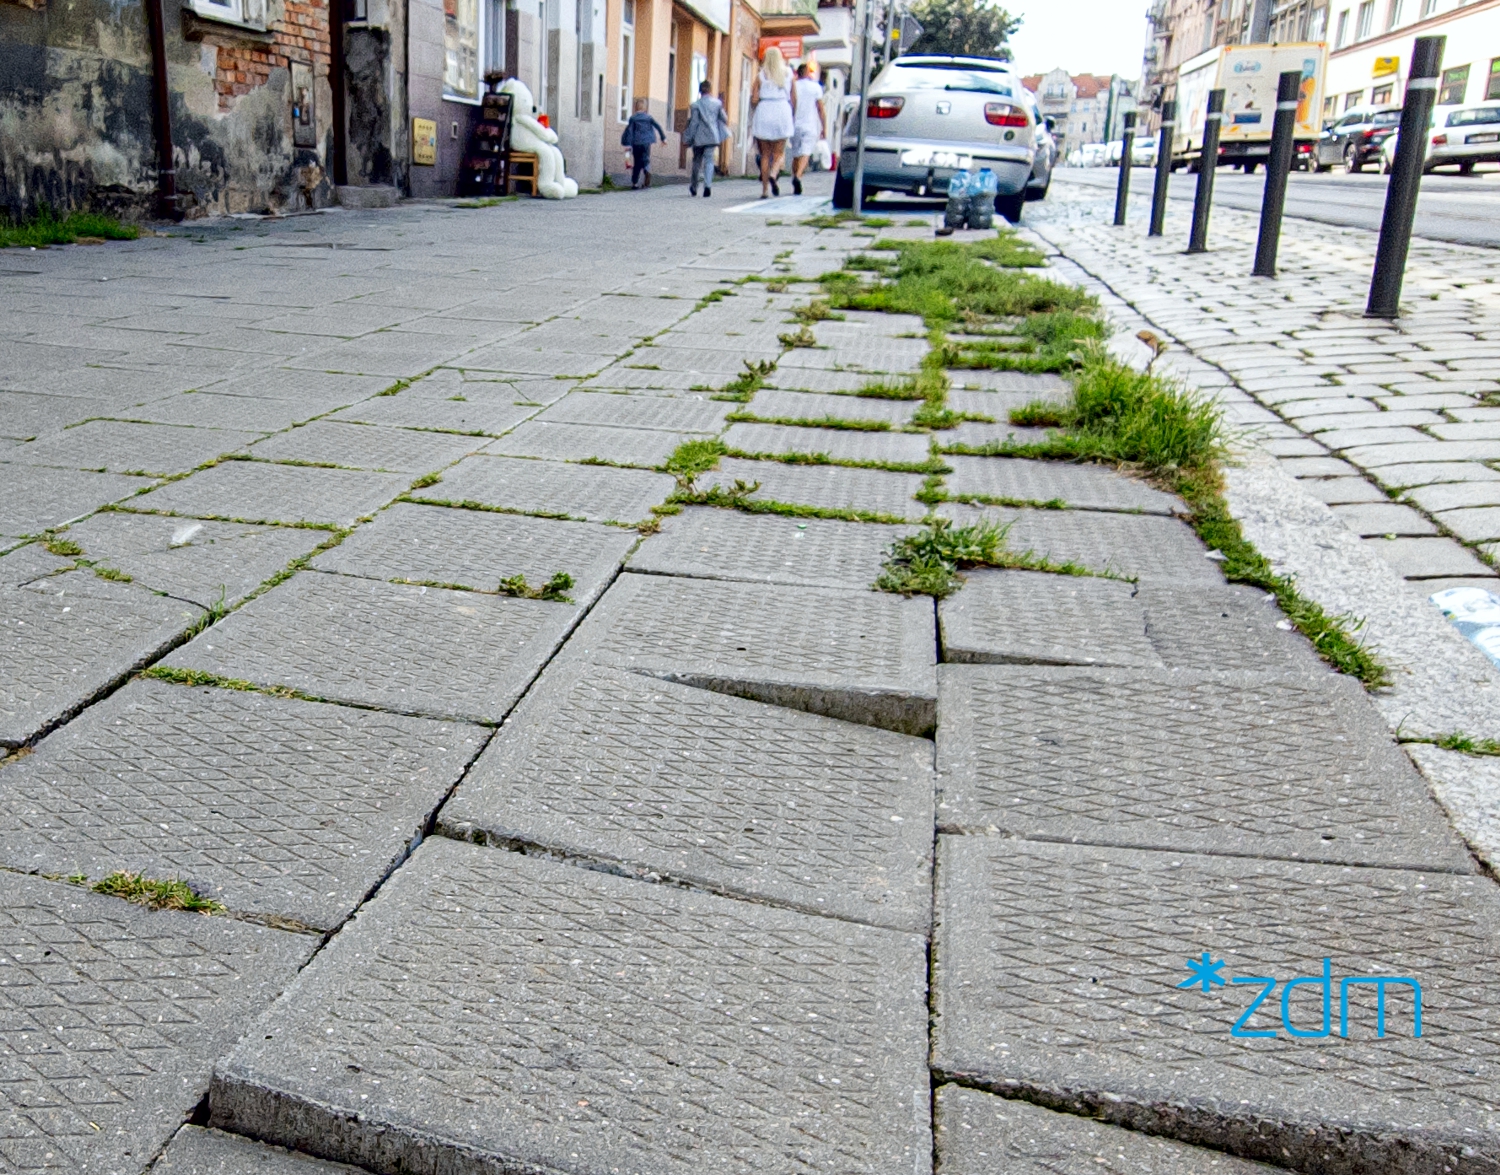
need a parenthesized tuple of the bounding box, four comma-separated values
(1413, 731, 1500, 756)
(778, 325, 820, 349)
(663, 437, 727, 485)
(943, 310, 1107, 373)
(497, 571, 574, 602)
(89, 871, 227, 915)
(875, 515, 1100, 598)
(43, 536, 83, 557)
(713, 359, 777, 402)
(1, 206, 138, 248)
(792, 299, 844, 324)
(802, 210, 865, 228)
(726, 411, 891, 432)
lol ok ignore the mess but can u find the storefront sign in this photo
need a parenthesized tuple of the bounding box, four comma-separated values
(412, 118, 437, 166)
(1373, 56, 1400, 78)
(759, 35, 803, 61)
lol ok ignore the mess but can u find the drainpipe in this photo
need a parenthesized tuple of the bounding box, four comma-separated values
(330, 0, 348, 185)
(143, 0, 182, 219)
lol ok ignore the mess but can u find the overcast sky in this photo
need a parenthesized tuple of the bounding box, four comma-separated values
(1005, 0, 1151, 80)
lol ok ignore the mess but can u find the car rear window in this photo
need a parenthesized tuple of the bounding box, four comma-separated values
(1371, 110, 1402, 125)
(889, 68, 1015, 95)
(1448, 106, 1500, 126)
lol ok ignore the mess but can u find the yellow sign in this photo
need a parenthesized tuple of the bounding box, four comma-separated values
(412, 118, 437, 166)
(1373, 56, 1400, 78)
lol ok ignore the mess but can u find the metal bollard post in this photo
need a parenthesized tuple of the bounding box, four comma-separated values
(1149, 100, 1175, 237)
(1114, 111, 1136, 226)
(1187, 89, 1225, 254)
(1367, 35, 1446, 318)
(1253, 70, 1304, 277)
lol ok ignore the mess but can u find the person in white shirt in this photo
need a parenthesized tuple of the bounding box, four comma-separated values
(789, 63, 826, 196)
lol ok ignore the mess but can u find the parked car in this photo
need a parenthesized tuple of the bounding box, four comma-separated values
(1428, 103, 1500, 173)
(1024, 92, 1056, 201)
(834, 54, 1036, 221)
(1131, 136, 1159, 167)
(1314, 105, 1401, 172)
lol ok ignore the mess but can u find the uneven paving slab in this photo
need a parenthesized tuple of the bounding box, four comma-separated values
(457, 343, 618, 377)
(0, 677, 478, 929)
(748, 388, 918, 426)
(629, 506, 908, 591)
(765, 368, 882, 393)
(202, 368, 390, 405)
(625, 345, 782, 375)
(210, 837, 931, 1175)
(1, 576, 204, 747)
(944, 456, 1181, 514)
(1136, 582, 1326, 673)
(563, 572, 937, 735)
(777, 344, 927, 374)
(131, 461, 410, 526)
(7, 420, 260, 476)
(932, 1084, 1276, 1175)
(936, 665, 1472, 871)
(119, 391, 323, 433)
(154, 1126, 367, 1174)
(579, 364, 723, 391)
(62, 512, 325, 609)
(699, 456, 929, 519)
(439, 661, 934, 931)
(724, 421, 933, 466)
(328, 391, 538, 436)
(0, 872, 312, 1175)
(932, 836, 1500, 1175)
(0, 541, 74, 586)
(247, 421, 484, 472)
(0, 463, 154, 536)
(0, 389, 118, 439)
(535, 389, 731, 432)
(164, 571, 576, 724)
(939, 569, 1161, 667)
(484, 420, 697, 468)
(311, 501, 632, 605)
(415, 454, 673, 522)
(948, 370, 1073, 395)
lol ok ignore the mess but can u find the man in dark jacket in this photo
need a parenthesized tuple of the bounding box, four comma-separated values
(683, 80, 730, 197)
(620, 98, 667, 189)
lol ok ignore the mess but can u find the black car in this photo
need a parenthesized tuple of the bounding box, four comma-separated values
(1315, 105, 1401, 173)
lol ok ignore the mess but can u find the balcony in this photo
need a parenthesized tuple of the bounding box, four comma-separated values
(759, 0, 820, 35)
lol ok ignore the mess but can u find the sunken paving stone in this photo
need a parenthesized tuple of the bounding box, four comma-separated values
(130, 461, 410, 527)
(311, 501, 634, 605)
(247, 421, 486, 472)
(1136, 583, 1326, 673)
(535, 389, 732, 432)
(936, 664, 1472, 871)
(1, 575, 205, 748)
(0, 872, 312, 1175)
(699, 457, 929, 520)
(948, 370, 1073, 395)
(484, 420, 700, 468)
(209, 838, 932, 1175)
(931, 836, 1500, 1175)
(629, 506, 910, 591)
(944, 456, 1182, 515)
(777, 344, 928, 374)
(0, 677, 478, 929)
(0, 463, 154, 537)
(120, 392, 324, 433)
(164, 571, 578, 725)
(562, 572, 937, 736)
(438, 661, 934, 932)
(932, 1085, 1275, 1175)
(61, 512, 326, 609)
(329, 391, 539, 436)
(7, 420, 260, 476)
(723, 422, 934, 466)
(747, 388, 918, 426)
(416, 454, 674, 522)
(938, 569, 1162, 668)
(765, 369, 884, 393)
(154, 1127, 367, 1174)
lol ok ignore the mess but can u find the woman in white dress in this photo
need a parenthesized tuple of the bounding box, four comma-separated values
(750, 47, 796, 198)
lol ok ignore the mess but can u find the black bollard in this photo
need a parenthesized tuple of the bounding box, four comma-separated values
(1187, 89, 1225, 254)
(1114, 111, 1136, 226)
(1367, 35, 1446, 318)
(1149, 100, 1176, 237)
(1253, 70, 1304, 277)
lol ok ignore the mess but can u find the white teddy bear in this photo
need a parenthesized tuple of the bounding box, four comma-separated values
(501, 78, 578, 199)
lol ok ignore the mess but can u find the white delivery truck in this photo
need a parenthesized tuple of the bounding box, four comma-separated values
(1173, 42, 1327, 172)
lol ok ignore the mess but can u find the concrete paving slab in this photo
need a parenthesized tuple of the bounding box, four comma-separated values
(932, 1085, 1275, 1175)
(580, 365, 724, 391)
(629, 506, 909, 591)
(944, 456, 1181, 515)
(936, 664, 1471, 871)
(1, 576, 205, 747)
(565, 571, 938, 735)
(764, 368, 884, 393)
(778, 344, 927, 374)
(457, 343, 618, 377)
(1332, 502, 1438, 536)
(0, 390, 115, 439)
(247, 421, 484, 473)
(154, 1126, 367, 1174)
(946, 370, 1073, 395)
(724, 421, 933, 466)
(312, 501, 632, 604)
(328, 391, 537, 436)
(0, 464, 153, 536)
(210, 837, 931, 1175)
(208, 369, 390, 405)
(1365, 535, 1494, 579)
(932, 835, 1500, 1174)
(939, 569, 1160, 667)
(131, 461, 409, 527)
(535, 390, 731, 432)
(0, 872, 311, 1175)
(1435, 507, 1500, 544)
(695, 456, 928, 519)
(0, 677, 478, 929)
(118, 392, 321, 433)
(439, 661, 934, 931)
(7, 420, 259, 476)
(0, 541, 73, 586)
(1136, 583, 1325, 672)
(748, 389, 917, 425)
(417, 454, 674, 522)
(1408, 481, 1500, 513)
(485, 420, 699, 467)
(164, 571, 576, 724)
(288, 334, 468, 378)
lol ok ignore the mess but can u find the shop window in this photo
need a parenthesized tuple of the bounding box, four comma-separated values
(1439, 64, 1470, 105)
(1355, 0, 1373, 38)
(1371, 82, 1393, 103)
(444, 0, 481, 100)
(486, 0, 506, 86)
(1488, 58, 1500, 101)
(618, 0, 634, 121)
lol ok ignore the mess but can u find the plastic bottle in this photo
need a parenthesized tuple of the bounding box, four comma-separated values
(967, 168, 999, 230)
(944, 170, 973, 231)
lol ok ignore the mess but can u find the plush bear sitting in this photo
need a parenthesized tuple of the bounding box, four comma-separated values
(500, 78, 579, 199)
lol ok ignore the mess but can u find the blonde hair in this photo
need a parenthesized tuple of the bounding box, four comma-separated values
(762, 46, 789, 89)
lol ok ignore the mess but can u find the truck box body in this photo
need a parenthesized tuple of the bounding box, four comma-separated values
(1175, 42, 1327, 164)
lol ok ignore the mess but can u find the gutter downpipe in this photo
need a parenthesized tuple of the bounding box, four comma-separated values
(143, 0, 183, 219)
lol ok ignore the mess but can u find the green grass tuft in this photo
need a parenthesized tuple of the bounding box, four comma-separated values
(1, 206, 139, 249)
(89, 871, 226, 915)
(1422, 731, 1500, 756)
(802, 210, 865, 229)
(43, 536, 83, 557)
(875, 516, 1101, 598)
(663, 437, 727, 484)
(498, 571, 574, 602)
(712, 359, 777, 402)
(726, 411, 890, 432)
(778, 325, 819, 349)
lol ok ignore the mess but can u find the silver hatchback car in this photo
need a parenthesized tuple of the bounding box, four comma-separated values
(834, 55, 1037, 221)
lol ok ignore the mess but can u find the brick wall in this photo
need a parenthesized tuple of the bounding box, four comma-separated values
(206, 0, 330, 112)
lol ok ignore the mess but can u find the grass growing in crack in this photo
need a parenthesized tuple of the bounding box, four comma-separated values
(942, 310, 1108, 373)
(726, 411, 891, 432)
(778, 325, 820, 349)
(43, 536, 83, 557)
(498, 572, 574, 602)
(0, 207, 139, 249)
(1407, 731, 1500, 757)
(712, 359, 777, 402)
(663, 437, 727, 485)
(93, 566, 132, 582)
(672, 476, 914, 525)
(791, 299, 844, 325)
(725, 447, 948, 476)
(875, 516, 1100, 598)
(89, 871, 226, 915)
(409, 471, 443, 490)
(802, 210, 865, 229)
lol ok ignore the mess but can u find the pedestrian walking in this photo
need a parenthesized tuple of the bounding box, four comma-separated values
(789, 63, 826, 197)
(621, 98, 666, 189)
(683, 80, 730, 198)
(750, 46, 795, 198)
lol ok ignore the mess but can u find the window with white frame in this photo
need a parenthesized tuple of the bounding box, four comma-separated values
(445, 0, 482, 101)
(185, 0, 266, 31)
(1355, 0, 1373, 37)
(619, 0, 635, 121)
(1385, 0, 1402, 28)
(1334, 8, 1349, 45)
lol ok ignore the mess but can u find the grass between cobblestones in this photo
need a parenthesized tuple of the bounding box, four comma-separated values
(0, 207, 139, 248)
(87, 871, 226, 915)
(1404, 731, 1500, 757)
(875, 517, 1103, 598)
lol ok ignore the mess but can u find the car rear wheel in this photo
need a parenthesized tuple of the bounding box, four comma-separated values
(1024, 178, 1049, 202)
(1344, 143, 1363, 174)
(995, 190, 1025, 223)
(832, 172, 856, 209)
(1460, 160, 1477, 175)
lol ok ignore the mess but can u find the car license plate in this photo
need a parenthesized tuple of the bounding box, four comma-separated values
(900, 148, 972, 169)
(1467, 132, 1499, 143)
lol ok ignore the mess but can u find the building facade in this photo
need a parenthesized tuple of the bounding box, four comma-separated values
(1022, 70, 1134, 155)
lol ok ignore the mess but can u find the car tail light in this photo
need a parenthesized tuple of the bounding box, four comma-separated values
(1361, 129, 1376, 140)
(984, 102, 1029, 127)
(867, 96, 904, 118)
(1433, 133, 1448, 145)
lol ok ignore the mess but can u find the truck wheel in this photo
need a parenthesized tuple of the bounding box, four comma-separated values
(995, 191, 1025, 223)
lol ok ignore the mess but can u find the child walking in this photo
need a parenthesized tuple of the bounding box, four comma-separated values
(683, 80, 730, 197)
(621, 98, 666, 189)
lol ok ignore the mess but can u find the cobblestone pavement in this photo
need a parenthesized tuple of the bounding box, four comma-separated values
(3, 177, 1500, 1173)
